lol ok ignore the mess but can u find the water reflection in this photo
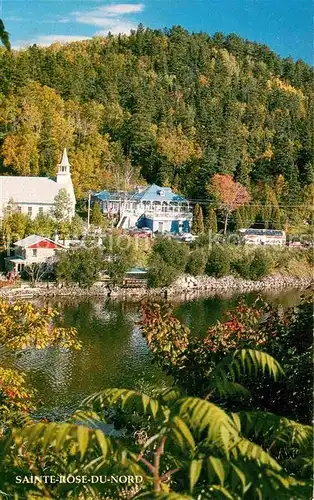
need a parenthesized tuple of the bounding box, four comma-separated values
(2, 288, 308, 419)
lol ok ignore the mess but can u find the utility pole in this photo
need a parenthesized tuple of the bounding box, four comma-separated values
(87, 191, 91, 232)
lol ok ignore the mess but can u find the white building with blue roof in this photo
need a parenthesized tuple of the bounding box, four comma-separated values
(92, 184, 193, 233)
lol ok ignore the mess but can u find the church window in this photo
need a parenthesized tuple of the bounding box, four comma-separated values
(17, 206, 21, 213)
(39, 207, 43, 215)
(32, 249, 37, 257)
(28, 207, 32, 216)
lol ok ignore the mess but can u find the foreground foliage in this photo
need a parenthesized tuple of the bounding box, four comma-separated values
(0, 298, 312, 498)
(0, 386, 312, 499)
(0, 300, 81, 431)
(0, 300, 80, 350)
(140, 295, 313, 423)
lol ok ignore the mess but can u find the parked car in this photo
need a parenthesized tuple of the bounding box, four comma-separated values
(132, 227, 153, 238)
(181, 233, 194, 243)
(140, 227, 153, 235)
(288, 241, 302, 247)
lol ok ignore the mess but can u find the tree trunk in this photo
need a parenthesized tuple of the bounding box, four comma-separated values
(224, 212, 229, 235)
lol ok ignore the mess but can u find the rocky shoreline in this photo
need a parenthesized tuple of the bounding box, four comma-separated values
(1, 274, 312, 302)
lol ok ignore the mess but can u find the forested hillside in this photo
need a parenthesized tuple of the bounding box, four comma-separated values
(0, 26, 313, 222)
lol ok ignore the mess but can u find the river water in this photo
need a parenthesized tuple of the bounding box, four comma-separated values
(2, 288, 307, 420)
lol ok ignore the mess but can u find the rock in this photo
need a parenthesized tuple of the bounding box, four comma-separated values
(0, 273, 312, 301)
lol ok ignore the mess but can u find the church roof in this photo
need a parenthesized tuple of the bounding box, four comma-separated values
(0, 176, 61, 205)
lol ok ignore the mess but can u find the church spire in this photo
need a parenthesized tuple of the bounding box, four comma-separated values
(57, 148, 71, 182)
(59, 148, 70, 169)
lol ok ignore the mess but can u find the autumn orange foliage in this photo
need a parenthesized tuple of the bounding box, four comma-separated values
(208, 174, 251, 233)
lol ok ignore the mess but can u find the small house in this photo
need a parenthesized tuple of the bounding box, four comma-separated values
(5, 235, 65, 273)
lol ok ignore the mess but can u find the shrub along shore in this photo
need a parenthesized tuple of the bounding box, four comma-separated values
(1, 237, 312, 299)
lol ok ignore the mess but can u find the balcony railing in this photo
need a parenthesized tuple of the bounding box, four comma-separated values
(121, 209, 192, 218)
(103, 203, 192, 216)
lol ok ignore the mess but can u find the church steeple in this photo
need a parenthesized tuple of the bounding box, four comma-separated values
(55, 147, 76, 218)
(57, 148, 71, 183)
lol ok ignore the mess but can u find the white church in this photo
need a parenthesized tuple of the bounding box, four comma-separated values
(0, 149, 76, 220)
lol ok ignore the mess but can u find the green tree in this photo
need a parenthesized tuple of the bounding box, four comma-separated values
(90, 202, 104, 226)
(249, 248, 273, 279)
(147, 254, 179, 287)
(103, 235, 135, 285)
(54, 188, 73, 221)
(0, 19, 10, 50)
(205, 207, 218, 233)
(152, 238, 189, 271)
(191, 203, 204, 234)
(235, 210, 244, 230)
(56, 220, 71, 243)
(56, 247, 103, 288)
(148, 238, 189, 287)
(29, 213, 55, 237)
(2, 211, 28, 243)
(69, 214, 84, 238)
(206, 245, 231, 277)
(56, 215, 84, 243)
(186, 247, 208, 276)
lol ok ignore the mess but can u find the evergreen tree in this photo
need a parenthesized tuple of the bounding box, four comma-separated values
(205, 207, 218, 234)
(235, 211, 244, 230)
(238, 205, 254, 228)
(69, 215, 84, 238)
(0, 26, 312, 220)
(192, 204, 204, 234)
(0, 20, 10, 50)
(90, 202, 103, 227)
(272, 206, 282, 230)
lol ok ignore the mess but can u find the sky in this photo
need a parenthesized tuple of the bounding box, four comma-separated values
(2, 0, 313, 63)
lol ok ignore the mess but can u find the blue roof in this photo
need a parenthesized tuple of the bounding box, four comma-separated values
(131, 184, 187, 203)
(93, 191, 122, 201)
(93, 184, 187, 203)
